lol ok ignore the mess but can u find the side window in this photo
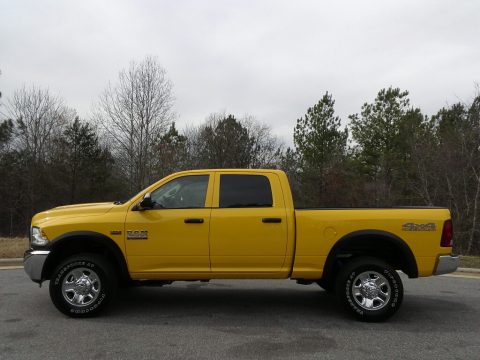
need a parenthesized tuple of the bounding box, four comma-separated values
(150, 175, 209, 209)
(219, 175, 273, 208)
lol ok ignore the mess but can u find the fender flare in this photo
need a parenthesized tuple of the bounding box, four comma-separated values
(42, 231, 130, 282)
(323, 229, 418, 279)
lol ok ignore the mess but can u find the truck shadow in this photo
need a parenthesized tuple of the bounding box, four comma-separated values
(106, 282, 346, 328)
(96, 280, 476, 333)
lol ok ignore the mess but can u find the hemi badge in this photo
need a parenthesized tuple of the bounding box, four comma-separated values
(127, 230, 148, 240)
(110, 230, 122, 235)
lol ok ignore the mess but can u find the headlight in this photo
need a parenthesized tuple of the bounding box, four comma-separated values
(31, 226, 49, 246)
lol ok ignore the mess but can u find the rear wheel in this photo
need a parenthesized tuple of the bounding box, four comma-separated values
(335, 256, 403, 322)
(49, 253, 117, 317)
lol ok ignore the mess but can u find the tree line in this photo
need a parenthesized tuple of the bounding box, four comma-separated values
(0, 57, 478, 255)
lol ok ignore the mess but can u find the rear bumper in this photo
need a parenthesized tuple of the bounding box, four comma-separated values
(24, 249, 50, 283)
(434, 254, 459, 275)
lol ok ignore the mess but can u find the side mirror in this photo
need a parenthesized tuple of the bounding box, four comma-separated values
(138, 193, 154, 210)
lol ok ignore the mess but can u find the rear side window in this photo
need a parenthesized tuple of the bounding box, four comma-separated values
(219, 175, 273, 208)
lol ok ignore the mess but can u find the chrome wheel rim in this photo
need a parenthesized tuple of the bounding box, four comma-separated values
(62, 267, 101, 307)
(352, 271, 391, 310)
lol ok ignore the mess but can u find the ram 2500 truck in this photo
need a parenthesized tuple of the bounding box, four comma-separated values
(24, 169, 458, 321)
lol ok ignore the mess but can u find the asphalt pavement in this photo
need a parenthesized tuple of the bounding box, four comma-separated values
(0, 269, 479, 360)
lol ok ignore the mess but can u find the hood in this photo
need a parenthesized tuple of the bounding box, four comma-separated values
(32, 202, 116, 225)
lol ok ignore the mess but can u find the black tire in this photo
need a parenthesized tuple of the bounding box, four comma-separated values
(49, 253, 117, 318)
(335, 256, 403, 322)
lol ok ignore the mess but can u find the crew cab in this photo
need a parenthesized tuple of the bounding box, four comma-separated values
(24, 169, 458, 321)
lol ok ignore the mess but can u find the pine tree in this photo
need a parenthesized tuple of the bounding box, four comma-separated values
(349, 87, 424, 205)
(293, 92, 348, 206)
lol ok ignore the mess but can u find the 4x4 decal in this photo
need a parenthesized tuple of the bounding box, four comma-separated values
(402, 223, 436, 231)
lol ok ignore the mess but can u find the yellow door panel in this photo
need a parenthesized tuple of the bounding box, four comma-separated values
(126, 208, 212, 273)
(209, 208, 288, 272)
(125, 173, 214, 274)
(209, 171, 288, 273)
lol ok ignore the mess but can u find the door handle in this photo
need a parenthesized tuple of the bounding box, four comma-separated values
(262, 218, 282, 223)
(184, 218, 204, 224)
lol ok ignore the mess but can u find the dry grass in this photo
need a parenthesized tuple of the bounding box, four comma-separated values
(0, 237, 29, 258)
(460, 256, 480, 269)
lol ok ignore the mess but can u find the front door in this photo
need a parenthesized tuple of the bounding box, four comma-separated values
(209, 172, 288, 274)
(125, 173, 213, 276)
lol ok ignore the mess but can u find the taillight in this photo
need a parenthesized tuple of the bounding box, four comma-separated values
(441, 220, 453, 247)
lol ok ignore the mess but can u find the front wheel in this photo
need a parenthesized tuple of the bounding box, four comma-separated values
(335, 257, 403, 322)
(49, 254, 117, 317)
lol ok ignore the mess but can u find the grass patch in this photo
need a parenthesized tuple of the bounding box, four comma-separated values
(459, 255, 480, 269)
(0, 237, 29, 258)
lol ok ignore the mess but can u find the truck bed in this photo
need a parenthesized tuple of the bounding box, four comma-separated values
(291, 207, 452, 279)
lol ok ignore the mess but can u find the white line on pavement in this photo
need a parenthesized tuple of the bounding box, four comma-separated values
(441, 274, 480, 279)
(0, 266, 23, 270)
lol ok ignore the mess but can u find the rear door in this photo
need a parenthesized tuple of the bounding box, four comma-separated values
(209, 171, 288, 273)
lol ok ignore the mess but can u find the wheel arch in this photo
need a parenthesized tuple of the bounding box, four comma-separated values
(322, 230, 418, 282)
(42, 231, 130, 284)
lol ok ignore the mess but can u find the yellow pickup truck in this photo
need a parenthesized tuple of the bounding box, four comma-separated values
(24, 169, 458, 321)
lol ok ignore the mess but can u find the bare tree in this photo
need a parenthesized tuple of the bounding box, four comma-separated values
(184, 112, 282, 169)
(95, 57, 174, 193)
(5, 86, 68, 161)
(2, 85, 69, 224)
(243, 115, 283, 168)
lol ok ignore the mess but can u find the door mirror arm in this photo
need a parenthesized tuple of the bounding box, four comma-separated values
(135, 193, 154, 211)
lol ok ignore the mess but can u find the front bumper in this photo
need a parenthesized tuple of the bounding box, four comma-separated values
(24, 249, 50, 283)
(434, 254, 459, 275)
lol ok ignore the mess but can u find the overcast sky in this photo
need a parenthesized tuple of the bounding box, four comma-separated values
(1, 0, 479, 146)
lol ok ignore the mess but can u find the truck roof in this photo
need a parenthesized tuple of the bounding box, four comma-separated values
(171, 168, 286, 175)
